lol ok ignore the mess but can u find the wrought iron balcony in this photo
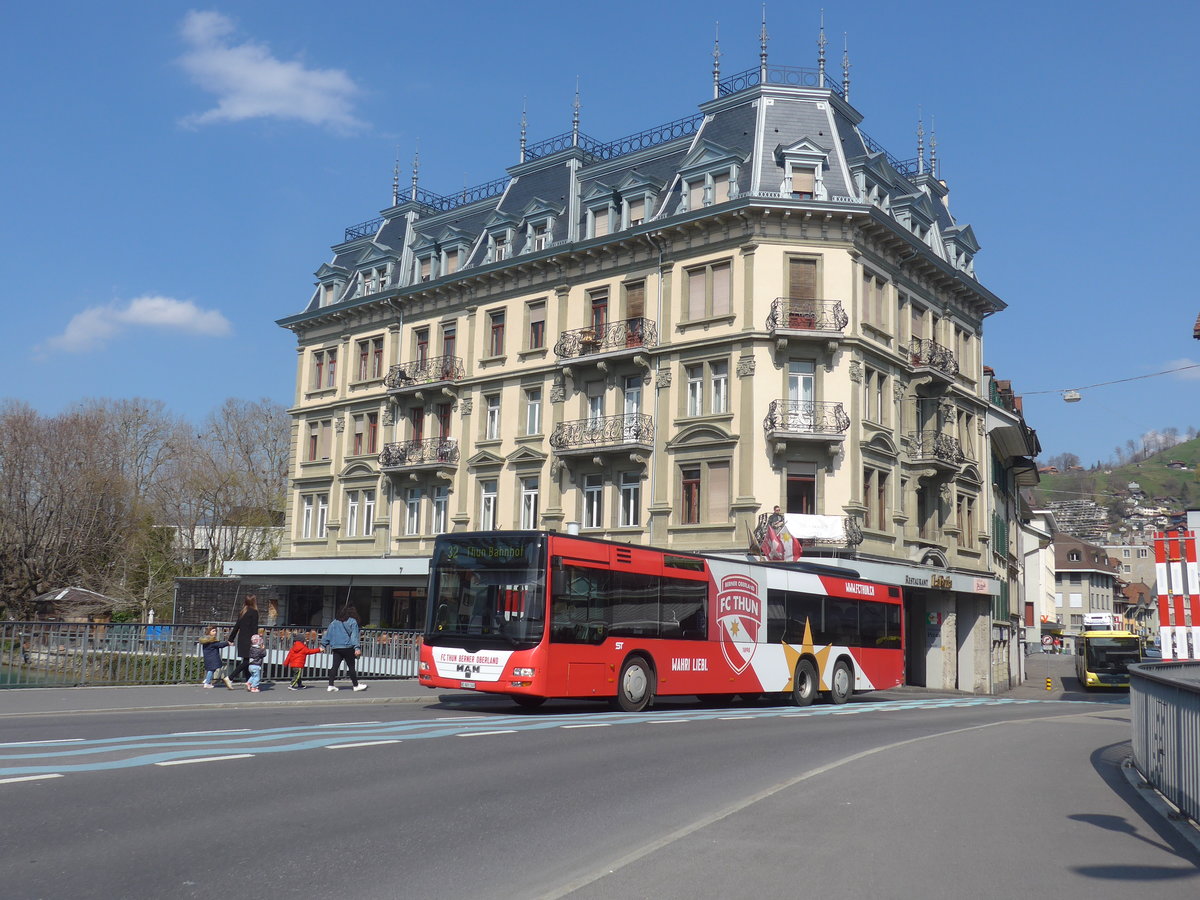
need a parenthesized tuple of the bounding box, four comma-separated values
(379, 438, 459, 472)
(766, 298, 848, 335)
(549, 414, 654, 456)
(753, 512, 864, 549)
(905, 431, 964, 469)
(763, 400, 850, 439)
(554, 317, 659, 359)
(384, 356, 465, 394)
(909, 338, 958, 378)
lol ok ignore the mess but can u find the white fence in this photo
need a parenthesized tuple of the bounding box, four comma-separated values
(1129, 661, 1200, 826)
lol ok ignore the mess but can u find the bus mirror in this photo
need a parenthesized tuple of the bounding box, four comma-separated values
(551, 557, 565, 598)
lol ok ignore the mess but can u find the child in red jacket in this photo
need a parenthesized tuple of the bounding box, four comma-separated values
(284, 635, 323, 691)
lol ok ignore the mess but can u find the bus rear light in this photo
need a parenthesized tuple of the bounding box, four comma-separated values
(512, 667, 534, 677)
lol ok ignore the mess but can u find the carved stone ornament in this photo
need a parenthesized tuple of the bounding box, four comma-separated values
(977, 418, 985, 435)
(736, 357, 756, 378)
(459, 397, 473, 416)
(848, 360, 863, 384)
(939, 483, 953, 500)
(655, 370, 673, 389)
(382, 405, 395, 427)
(893, 382, 906, 402)
(550, 456, 564, 478)
(334, 416, 345, 433)
(550, 377, 566, 403)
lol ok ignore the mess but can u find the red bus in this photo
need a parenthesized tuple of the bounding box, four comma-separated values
(418, 531, 904, 710)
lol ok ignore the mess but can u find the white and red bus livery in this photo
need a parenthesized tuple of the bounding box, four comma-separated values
(418, 531, 904, 710)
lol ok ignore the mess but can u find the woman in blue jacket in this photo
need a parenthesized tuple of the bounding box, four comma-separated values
(321, 607, 367, 692)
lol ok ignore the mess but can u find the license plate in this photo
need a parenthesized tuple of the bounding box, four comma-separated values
(460, 681, 476, 689)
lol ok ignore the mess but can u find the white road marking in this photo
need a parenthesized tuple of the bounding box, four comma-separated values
(647, 719, 689, 725)
(0, 739, 84, 746)
(436, 715, 488, 720)
(168, 729, 251, 737)
(560, 723, 611, 729)
(316, 721, 380, 728)
(154, 754, 254, 766)
(718, 716, 755, 721)
(457, 730, 517, 737)
(325, 740, 403, 749)
(0, 774, 63, 784)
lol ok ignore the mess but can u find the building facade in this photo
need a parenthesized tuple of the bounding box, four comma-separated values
(237, 50, 1039, 692)
(1052, 533, 1121, 650)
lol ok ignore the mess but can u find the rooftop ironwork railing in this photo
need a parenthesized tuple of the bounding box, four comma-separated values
(549, 414, 654, 452)
(858, 129, 921, 179)
(384, 355, 465, 390)
(763, 400, 850, 435)
(718, 64, 844, 99)
(379, 438, 459, 470)
(905, 431, 964, 466)
(344, 217, 384, 242)
(909, 338, 958, 377)
(554, 317, 659, 359)
(766, 298, 848, 333)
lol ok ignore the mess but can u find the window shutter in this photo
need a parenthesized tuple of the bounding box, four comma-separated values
(789, 258, 817, 300)
(688, 180, 704, 210)
(707, 463, 730, 523)
(711, 263, 731, 315)
(593, 208, 609, 237)
(792, 168, 815, 195)
(628, 197, 645, 224)
(688, 269, 706, 319)
(625, 283, 645, 319)
(713, 172, 731, 203)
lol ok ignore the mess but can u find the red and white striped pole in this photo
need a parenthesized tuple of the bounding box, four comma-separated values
(1153, 529, 1200, 660)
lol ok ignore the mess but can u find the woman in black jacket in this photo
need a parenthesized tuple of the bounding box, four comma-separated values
(227, 594, 260, 684)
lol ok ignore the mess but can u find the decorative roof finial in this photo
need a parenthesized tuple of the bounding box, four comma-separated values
(572, 77, 580, 147)
(759, 4, 769, 81)
(930, 115, 938, 178)
(916, 108, 925, 175)
(817, 9, 827, 88)
(842, 33, 851, 102)
(392, 147, 400, 207)
(520, 98, 528, 163)
(712, 22, 722, 99)
(410, 143, 420, 202)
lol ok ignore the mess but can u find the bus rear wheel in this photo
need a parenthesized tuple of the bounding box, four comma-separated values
(827, 660, 853, 705)
(615, 657, 653, 712)
(512, 695, 546, 709)
(791, 659, 818, 706)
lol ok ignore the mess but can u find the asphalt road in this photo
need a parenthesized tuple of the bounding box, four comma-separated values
(1, 656, 1196, 899)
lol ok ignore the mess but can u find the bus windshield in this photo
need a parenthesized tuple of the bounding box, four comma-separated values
(426, 533, 547, 649)
(1084, 636, 1141, 673)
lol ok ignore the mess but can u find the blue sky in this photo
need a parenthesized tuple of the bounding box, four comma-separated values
(2, 0, 1197, 466)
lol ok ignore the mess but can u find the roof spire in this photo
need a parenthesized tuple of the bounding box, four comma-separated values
(520, 98, 528, 163)
(930, 115, 938, 178)
(842, 33, 851, 102)
(410, 143, 420, 202)
(572, 77, 580, 147)
(817, 9, 827, 88)
(392, 147, 401, 207)
(916, 108, 925, 175)
(759, 4, 769, 81)
(712, 22, 722, 99)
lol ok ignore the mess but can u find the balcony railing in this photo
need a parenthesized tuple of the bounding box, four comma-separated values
(554, 318, 659, 359)
(549, 414, 654, 453)
(384, 355, 465, 391)
(753, 512, 864, 548)
(905, 431, 964, 466)
(763, 400, 850, 436)
(909, 338, 958, 378)
(379, 438, 459, 470)
(766, 298, 848, 334)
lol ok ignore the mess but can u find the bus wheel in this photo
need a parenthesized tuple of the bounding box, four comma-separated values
(828, 660, 853, 705)
(616, 657, 653, 712)
(512, 695, 546, 709)
(791, 659, 818, 707)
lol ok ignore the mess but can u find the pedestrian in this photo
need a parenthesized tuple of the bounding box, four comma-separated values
(284, 633, 322, 691)
(227, 594, 260, 683)
(246, 633, 266, 693)
(321, 606, 367, 693)
(197, 626, 231, 689)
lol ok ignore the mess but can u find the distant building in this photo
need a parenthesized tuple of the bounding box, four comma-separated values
(1053, 534, 1121, 649)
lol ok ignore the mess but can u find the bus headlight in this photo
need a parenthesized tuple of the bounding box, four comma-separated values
(512, 667, 534, 677)
(419, 661, 431, 672)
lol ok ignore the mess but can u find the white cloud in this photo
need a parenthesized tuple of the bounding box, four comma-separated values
(177, 10, 364, 132)
(39, 296, 233, 354)
(1164, 358, 1200, 380)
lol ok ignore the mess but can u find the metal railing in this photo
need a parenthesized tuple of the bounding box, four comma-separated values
(1130, 662, 1200, 826)
(718, 64, 844, 99)
(766, 298, 848, 333)
(554, 317, 659, 358)
(379, 438, 459, 470)
(905, 430, 965, 466)
(909, 337, 958, 377)
(384, 355, 465, 390)
(0, 622, 420, 688)
(549, 413, 654, 451)
(763, 399, 850, 435)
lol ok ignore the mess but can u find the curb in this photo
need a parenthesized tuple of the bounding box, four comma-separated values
(1121, 758, 1200, 860)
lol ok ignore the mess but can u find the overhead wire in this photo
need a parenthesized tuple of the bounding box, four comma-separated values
(1022, 362, 1200, 397)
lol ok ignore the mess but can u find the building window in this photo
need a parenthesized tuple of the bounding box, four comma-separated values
(863, 469, 888, 531)
(406, 488, 422, 536)
(301, 496, 314, 538)
(480, 480, 498, 530)
(521, 477, 540, 529)
(488, 310, 506, 357)
(352, 416, 366, 456)
(583, 474, 603, 528)
(681, 466, 701, 524)
(362, 490, 375, 536)
(955, 495, 975, 547)
(863, 367, 887, 424)
(589, 204, 612, 238)
(484, 394, 501, 440)
(788, 257, 818, 301)
(366, 413, 378, 454)
(679, 460, 732, 525)
(586, 381, 604, 424)
(527, 300, 546, 349)
(432, 485, 449, 535)
(491, 232, 510, 262)
(307, 422, 319, 462)
(414, 328, 429, 363)
(417, 255, 434, 282)
(625, 195, 646, 227)
(530, 221, 550, 252)
(441, 325, 456, 359)
(685, 260, 732, 320)
(790, 167, 815, 200)
(619, 471, 641, 527)
(711, 361, 728, 414)
(524, 387, 542, 436)
(686, 365, 703, 416)
(316, 494, 328, 538)
(346, 491, 360, 537)
(685, 359, 729, 416)
(589, 290, 608, 332)
(787, 465, 816, 514)
(1068, 551, 1081, 562)
(862, 272, 888, 330)
(311, 348, 337, 391)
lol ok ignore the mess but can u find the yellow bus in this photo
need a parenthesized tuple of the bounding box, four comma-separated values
(1074, 630, 1142, 690)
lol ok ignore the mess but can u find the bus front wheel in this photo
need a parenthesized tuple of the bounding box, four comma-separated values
(791, 659, 818, 706)
(828, 660, 853, 705)
(616, 657, 654, 712)
(512, 695, 546, 709)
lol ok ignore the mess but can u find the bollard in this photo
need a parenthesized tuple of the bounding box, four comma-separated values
(1045, 677, 1053, 691)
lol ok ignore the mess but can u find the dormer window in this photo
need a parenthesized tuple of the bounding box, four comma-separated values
(491, 232, 510, 262)
(417, 255, 434, 283)
(790, 168, 815, 200)
(361, 265, 388, 295)
(1068, 551, 1081, 562)
(589, 204, 612, 238)
(779, 140, 829, 201)
(530, 221, 550, 252)
(683, 167, 736, 212)
(320, 283, 338, 307)
(626, 196, 645, 227)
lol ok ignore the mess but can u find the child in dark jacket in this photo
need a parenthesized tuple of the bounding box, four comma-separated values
(283, 635, 323, 691)
(198, 627, 232, 689)
(247, 634, 267, 692)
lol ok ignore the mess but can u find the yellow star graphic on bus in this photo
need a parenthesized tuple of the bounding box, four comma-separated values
(783, 618, 831, 692)
(729, 620, 741, 637)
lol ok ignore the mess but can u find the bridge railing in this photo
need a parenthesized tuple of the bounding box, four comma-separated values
(1129, 661, 1200, 826)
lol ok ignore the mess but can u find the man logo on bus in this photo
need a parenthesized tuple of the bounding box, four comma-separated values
(717, 574, 762, 674)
